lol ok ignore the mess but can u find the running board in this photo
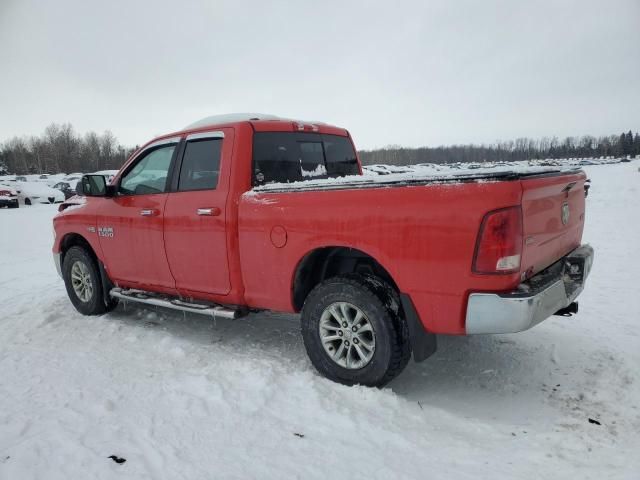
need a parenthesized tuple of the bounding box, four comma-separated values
(110, 288, 243, 320)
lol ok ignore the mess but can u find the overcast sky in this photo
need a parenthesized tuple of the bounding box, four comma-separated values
(0, 0, 638, 150)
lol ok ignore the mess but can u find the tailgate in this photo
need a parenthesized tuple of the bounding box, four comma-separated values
(520, 171, 587, 278)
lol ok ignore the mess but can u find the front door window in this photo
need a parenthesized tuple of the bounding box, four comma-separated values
(119, 145, 175, 195)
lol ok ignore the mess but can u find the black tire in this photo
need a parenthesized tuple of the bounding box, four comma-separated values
(9, 202, 19, 209)
(62, 246, 118, 315)
(301, 274, 411, 387)
(24, 198, 31, 206)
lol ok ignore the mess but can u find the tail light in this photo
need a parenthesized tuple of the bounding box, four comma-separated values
(473, 206, 523, 274)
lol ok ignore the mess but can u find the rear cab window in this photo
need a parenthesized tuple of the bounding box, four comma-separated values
(252, 132, 359, 186)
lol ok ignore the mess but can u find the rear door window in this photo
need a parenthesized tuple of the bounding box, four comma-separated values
(252, 132, 358, 185)
(177, 138, 222, 191)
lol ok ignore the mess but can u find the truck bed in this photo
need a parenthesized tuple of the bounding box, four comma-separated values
(240, 166, 587, 335)
(251, 166, 582, 193)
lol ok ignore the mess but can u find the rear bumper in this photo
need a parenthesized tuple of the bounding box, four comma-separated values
(465, 244, 594, 334)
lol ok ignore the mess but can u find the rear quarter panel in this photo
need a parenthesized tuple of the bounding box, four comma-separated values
(238, 180, 523, 334)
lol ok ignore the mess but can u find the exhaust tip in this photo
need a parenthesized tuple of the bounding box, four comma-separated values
(554, 302, 579, 317)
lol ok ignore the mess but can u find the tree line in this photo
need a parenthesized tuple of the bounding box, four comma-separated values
(0, 123, 134, 175)
(359, 131, 640, 166)
(1, 124, 638, 174)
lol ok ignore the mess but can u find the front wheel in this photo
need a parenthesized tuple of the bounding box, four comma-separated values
(62, 246, 118, 315)
(301, 274, 410, 387)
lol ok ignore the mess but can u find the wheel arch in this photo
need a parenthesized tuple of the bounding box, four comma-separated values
(59, 233, 98, 267)
(291, 245, 400, 312)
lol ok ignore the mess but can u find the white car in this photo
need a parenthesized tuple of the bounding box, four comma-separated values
(43, 173, 67, 186)
(15, 181, 65, 205)
(92, 170, 119, 184)
(61, 173, 84, 182)
(50, 174, 83, 188)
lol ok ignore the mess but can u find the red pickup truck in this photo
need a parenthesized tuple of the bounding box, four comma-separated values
(52, 114, 594, 386)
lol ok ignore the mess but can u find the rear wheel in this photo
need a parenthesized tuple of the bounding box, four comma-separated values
(301, 274, 410, 387)
(24, 198, 31, 206)
(62, 246, 118, 315)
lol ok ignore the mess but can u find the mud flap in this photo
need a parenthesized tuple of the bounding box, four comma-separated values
(98, 260, 115, 308)
(400, 293, 437, 362)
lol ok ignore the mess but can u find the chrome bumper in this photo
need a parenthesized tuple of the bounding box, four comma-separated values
(53, 252, 62, 278)
(466, 244, 594, 334)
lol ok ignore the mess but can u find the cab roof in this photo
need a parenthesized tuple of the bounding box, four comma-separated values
(183, 113, 328, 130)
(134, 114, 350, 159)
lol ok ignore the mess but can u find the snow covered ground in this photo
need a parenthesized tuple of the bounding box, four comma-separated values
(1, 162, 638, 479)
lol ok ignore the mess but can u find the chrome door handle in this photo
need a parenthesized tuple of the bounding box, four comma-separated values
(140, 209, 157, 216)
(197, 207, 220, 216)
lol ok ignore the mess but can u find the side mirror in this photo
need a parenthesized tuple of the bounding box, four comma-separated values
(77, 175, 112, 197)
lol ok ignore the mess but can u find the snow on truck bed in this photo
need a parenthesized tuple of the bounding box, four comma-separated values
(252, 162, 582, 193)
(1, 163, 639, 479)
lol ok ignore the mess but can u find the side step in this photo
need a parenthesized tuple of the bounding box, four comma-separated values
(110, 287, 243, 320)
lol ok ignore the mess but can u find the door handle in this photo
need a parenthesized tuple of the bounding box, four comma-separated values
(140, 209, 158, 216)
(197, 207, 221, 216)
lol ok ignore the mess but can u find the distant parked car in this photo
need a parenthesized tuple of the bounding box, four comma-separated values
(92, 170, 119, 184)
(52, 181, 77, 199)
(43, 174, 67, 186)
(61, 173, 83, 183)
(16, 181, 65, 205)
(0, 185, 19, 208)
(14, 176, 27, 182)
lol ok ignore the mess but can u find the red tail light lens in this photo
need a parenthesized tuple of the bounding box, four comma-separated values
(473, 206, 523, 274)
